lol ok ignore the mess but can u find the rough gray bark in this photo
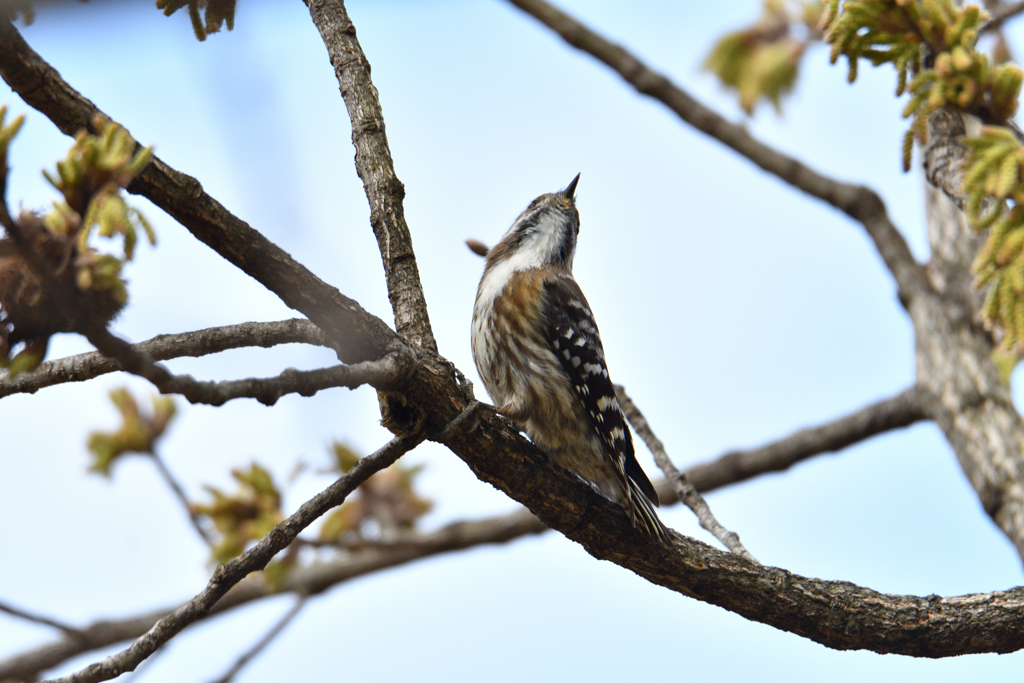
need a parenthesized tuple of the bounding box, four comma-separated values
(908, 111, 1024, 561)
(307, 0, 437, 354)
(0, 319, 327, 398)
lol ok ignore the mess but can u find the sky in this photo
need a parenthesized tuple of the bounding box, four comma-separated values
(2, 0, 1024, 681)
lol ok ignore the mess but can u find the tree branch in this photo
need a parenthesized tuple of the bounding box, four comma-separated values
(443, 406, 1024, 658)
(615, 384, 757, 562)
(0, 387, 939, 680)
(677, 386, 929, 497)
(78, 324, 401, 407)
(505, 0, 931, 306)
(43, 435, 422, 683)
(0, 18, 400, 366)
(147, 450, 214, 547)
(0, 508, 546, 682)
(0, 319, 327, 398)
(2, 214, 403, 405)
(0, 601, 83, 639)
(306, 0, 437, 354)
(205, 597, 307, 683)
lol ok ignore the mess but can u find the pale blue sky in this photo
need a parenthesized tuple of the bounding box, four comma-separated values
(2, 1, 1023, 680)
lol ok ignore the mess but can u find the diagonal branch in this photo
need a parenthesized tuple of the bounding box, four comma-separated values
(306, 0, 437, 353)
(148, 450, 215, 547)
(678, 386, 929, 496)
(0, 19, 400, 365)
(505, 0, 931, 306)
(205, 597, 307, 683)
(44, 435, 423, 683)
(0, 319, 328, 398)
(615, 384, 757, 562)
(442, 404, 1024, 658)
(0, 601, 84, 639)
(0, 386, 936, 680)
(0, 508, 546, 682)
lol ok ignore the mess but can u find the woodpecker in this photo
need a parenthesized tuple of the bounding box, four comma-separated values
(471, 174, 668, 540)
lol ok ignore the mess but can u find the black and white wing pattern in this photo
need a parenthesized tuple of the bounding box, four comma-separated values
(542, 275, 666, 538)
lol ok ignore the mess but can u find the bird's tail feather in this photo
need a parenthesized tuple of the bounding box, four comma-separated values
(625, 478, 670, 542)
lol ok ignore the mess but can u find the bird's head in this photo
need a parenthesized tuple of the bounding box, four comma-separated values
(485, 173, 581, 273)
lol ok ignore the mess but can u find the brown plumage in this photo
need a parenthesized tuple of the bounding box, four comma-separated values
(471, 175, 668, 540)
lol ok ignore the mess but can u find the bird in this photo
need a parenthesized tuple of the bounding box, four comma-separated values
(471, 174, 669, 540)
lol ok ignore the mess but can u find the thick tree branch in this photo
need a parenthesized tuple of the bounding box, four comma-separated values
(47, 415, 1024, 667)
(915, 184, 1024, 558)
(615, 384, 757, 562)
(306, 0, 437, 354)
(0, 319, 328, 398)
(0, 19, 400, 365)
(505, 0, 931, 306)
(43, 436, 422, 683)
(443, 407, 1024, 658)
(876, 106, 1024, 559)
(0, 387, 941, 680)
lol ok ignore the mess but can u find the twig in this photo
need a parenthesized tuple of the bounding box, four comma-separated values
(42, 435, 423, 683)
(205, 597, 307, 683)
(615, 385, 757, 562)
(3, 146, 401, 407)
(0, 508, 546, 681)
(0, 18, 400, 365)
(0, 600, 84, 639)
(505, 0, 931, 307)
(0, 319, 329, 398)
(306, 0, 437, 354)
(80, 325, 403, 406)
(147, 451, 214, 547)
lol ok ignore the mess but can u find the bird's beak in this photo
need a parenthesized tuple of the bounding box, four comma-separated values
(562, 173, 581, 201)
